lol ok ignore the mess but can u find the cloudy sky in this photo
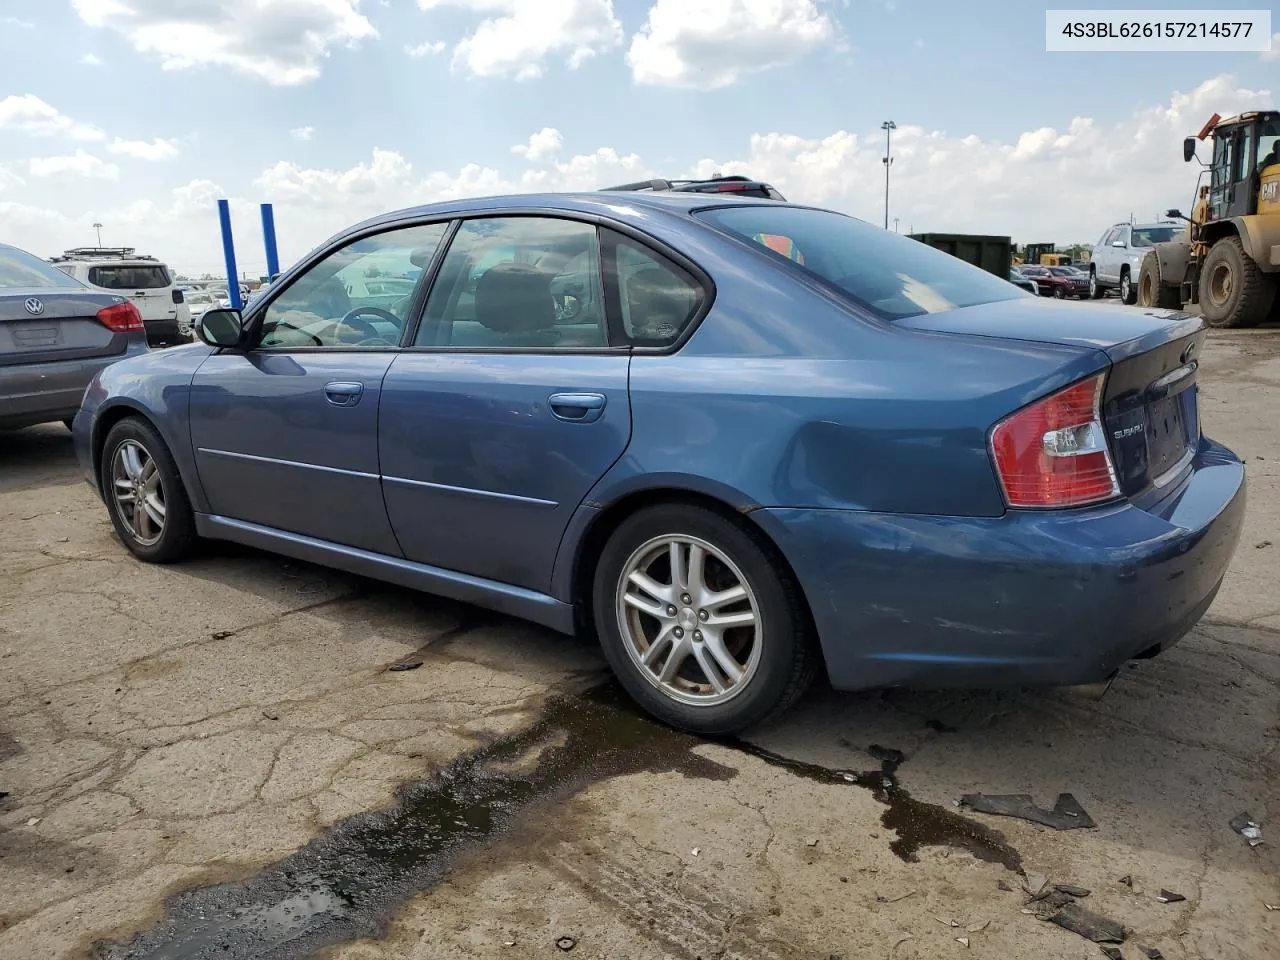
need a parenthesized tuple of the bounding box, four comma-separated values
(0, 0, 1276, 277)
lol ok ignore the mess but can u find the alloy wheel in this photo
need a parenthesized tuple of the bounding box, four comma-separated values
(1120, 274, 1131, 301)
(616, 534, 762, 706)
(111, 440, 166, 546)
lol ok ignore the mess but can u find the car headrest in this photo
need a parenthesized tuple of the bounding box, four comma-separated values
(625, 267, 689, 338)
(474, 262, 556, 334)
(409, 247, 436, 269)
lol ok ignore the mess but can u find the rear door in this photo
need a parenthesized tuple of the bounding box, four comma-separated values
(88, 262, 176, 324)
(380, 215, 632, 594)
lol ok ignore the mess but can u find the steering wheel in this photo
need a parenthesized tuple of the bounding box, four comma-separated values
(261, 319, 323, 347)
(338, 306, 401, 346)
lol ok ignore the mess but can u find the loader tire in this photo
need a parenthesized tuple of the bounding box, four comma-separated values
(1201, 236, 1276, 328)
(1138, 252, 1181, 310)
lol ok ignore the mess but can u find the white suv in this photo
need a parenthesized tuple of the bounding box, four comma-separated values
(51, 248, 192, 347)
(1087, 222, 1184, 305)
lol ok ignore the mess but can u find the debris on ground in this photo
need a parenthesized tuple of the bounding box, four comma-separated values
(966, 920, 990, 933)
(1229, 812, 1263, 847)
(25, 817, 40, 827)
(261, 710, 280, 721)
(805, 837, 819, 847)
(1023, 873, 1050, 898)
(960, 792, 1096, 830)
(1139, 947, 1164, 959)
(935, 917, 961, 928)
(1041, 901, 1127, 944)
(555, 935, 577, 951)
(1034, 890, 1077, 911)
(388, 660, 424, 672)
(1117, 875, 1143, 894)
(1100, 948, 1124, 960)
(955, 936, 969, 948)
(1257, 540, 1272, 549)
(1156, 890, 1186, 904)
(210, 630, 233, 640)
(1263, 903, 1278, 912)
(876, 890, 916, 903)
(869, 744, 906, 765)
(0, 791, 9, 800)
(997, 880, 1013, 892)
(1055, 884, 1091, 897)
(690, 847, 700, 857)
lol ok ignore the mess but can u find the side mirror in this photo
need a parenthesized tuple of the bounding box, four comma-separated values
(1183, 137, 1197, 163)
(1111, 240, 1126, 248)
(197, 308, 245, 348)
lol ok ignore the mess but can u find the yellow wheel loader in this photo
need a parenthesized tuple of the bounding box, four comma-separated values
(1140, 111, 1280, 327)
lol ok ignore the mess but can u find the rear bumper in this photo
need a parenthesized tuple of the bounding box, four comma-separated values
(757, 439, 1246, 690)
(144, 318, 192, 348)
(0, 343, 146, 431)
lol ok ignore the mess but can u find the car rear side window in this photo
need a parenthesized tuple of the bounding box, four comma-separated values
(0, 246, 83, 289)
(603, 231, 705, 346)
(695, 205, 1021, 319)
(88, 265, 171, 289)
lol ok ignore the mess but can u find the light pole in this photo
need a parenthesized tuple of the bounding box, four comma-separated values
(92, 222, 103, 247)
(893, 217, 900, 234)
(881, 120, 896, 230)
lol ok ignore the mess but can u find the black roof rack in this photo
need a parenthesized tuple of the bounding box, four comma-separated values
(600, 174, 786, 201)
(51, 247, 158, 262)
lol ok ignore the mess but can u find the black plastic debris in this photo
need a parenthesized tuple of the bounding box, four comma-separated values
(211, 630, 233, 640)
(1156, 890, 1186, 904)
(1037, 890, 1077, 910)
(997, 880, 1013, 892)
(1118, 875, 1134, 887)
(388, 660, 424, 673)
(869, 744, 906, 765)
(1101, 948, 1124, 960)
(1139, 948, 1164, 959)
(960, 793, 1096, 830)
(556, 936, 577, 952)
(1043, 902, 1126, 943)
(1229, 812, 1263, 847)
(1056, 884, 1091, 898)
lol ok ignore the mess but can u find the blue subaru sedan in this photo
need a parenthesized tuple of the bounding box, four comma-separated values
(73, 193, 1246, 734)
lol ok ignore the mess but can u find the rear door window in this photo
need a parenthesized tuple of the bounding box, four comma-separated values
(88, 265, 171, 289)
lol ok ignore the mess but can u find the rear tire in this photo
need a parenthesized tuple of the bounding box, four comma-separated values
(1138, 252, 1182, 310)
(1088, 269, 1104, 299)
(101, 417, 199, 564)
(1201, 236, 1276, 328)
(592, 503, 816, 735)
(1119, 269, 1138, 305)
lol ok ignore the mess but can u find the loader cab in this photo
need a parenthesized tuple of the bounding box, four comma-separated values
(1206, 112, 1280, 222)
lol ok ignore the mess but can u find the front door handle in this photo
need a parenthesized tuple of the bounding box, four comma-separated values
(548, 392, 606, 423)
(324, 381, 364, 407)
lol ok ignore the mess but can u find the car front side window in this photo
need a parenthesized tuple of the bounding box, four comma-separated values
(256, 222, 448, 350)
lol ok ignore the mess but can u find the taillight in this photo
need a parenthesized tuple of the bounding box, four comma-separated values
(172, 289, 184, 304)
(97, 301, 145, 333)
(990, 372, 1119, 508)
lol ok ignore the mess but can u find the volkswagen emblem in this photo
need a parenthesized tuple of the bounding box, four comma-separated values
(23, 297, 44, 316)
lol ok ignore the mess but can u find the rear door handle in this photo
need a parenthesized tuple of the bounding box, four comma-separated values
(548, 392, 606, 423)
(324, 381, 364, 407)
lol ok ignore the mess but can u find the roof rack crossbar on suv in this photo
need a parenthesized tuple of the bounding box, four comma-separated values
(52, 247, 160, 262)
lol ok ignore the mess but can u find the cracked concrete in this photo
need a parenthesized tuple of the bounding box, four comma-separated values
(2, 328, 1279, 960)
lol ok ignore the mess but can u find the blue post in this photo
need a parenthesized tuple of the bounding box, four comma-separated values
(260, 203, 280, 280)
(217, 199, 242, 310)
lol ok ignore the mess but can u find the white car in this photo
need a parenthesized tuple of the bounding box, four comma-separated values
(52, 248, 191, 347)
(1086, 222, 1184, 305)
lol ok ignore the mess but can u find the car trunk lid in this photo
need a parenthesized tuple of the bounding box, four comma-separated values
(0, 290, 128, 367)
(897, 298, 1205, 496)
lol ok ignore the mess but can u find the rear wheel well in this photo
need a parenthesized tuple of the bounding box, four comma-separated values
(571, 489, 817, 643)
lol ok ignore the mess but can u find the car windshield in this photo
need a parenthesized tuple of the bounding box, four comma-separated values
(0, 246, 84, 289)
(1048, 267, 1074, 276)
(695, 206, 1022, 319)
(88, 264, 171, 289)
(1131, 226, 1180, 247)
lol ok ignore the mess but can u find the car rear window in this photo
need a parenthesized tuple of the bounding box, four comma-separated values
(88, 264, 171, 289)
(695, 206, 1023, 319)
(0, 246, 83, 289)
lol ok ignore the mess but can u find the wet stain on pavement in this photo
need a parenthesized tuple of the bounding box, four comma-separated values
(94, 686, 1020, 959)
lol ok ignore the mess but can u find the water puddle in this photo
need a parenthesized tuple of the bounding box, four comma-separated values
(95, 685, 1020, 959)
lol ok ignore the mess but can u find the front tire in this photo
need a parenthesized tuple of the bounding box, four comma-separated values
(1053, 286, 1066, 299)
(592, 503, 816, 735)
(1201, 236, 1276, 329)
(1119, 269, 1137, 305)
(102, 417, 198, 563)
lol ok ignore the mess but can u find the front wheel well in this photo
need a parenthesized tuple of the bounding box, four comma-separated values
(570, 489, 817, 643)
(91, 405, 151, 491)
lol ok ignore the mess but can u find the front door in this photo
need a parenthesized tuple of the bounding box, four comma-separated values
(188, 221, 450, 555)
(380, 215, 631, 593)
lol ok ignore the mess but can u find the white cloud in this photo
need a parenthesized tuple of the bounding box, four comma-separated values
(511, 127, 563, 161)
(0, 94, 105, 141)
(405, 40, 447, 57)
(70, 0, 376, 85)
(1263, 33, 1278, 60)
(81, 53, 103, 66)
(3, 16, 34, 28)
(417, 0, 622, 80)
(107, 137, 181, 161)
(627, 0, 834, 89)
(28, 151, 120, 180)
(291, 126, 316, 141)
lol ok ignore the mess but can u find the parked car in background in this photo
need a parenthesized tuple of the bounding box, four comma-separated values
(52, 248, 191, 347)
(1045, 266, 1091, 298)
(1018, 265, 1079, 298)
(74, 192, 1245, 734)
(1008, 268, 1039, 295)
(1087, 222, 1184, 304)
(1, 242, 147, 431)
(182, 287, 216, 328)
